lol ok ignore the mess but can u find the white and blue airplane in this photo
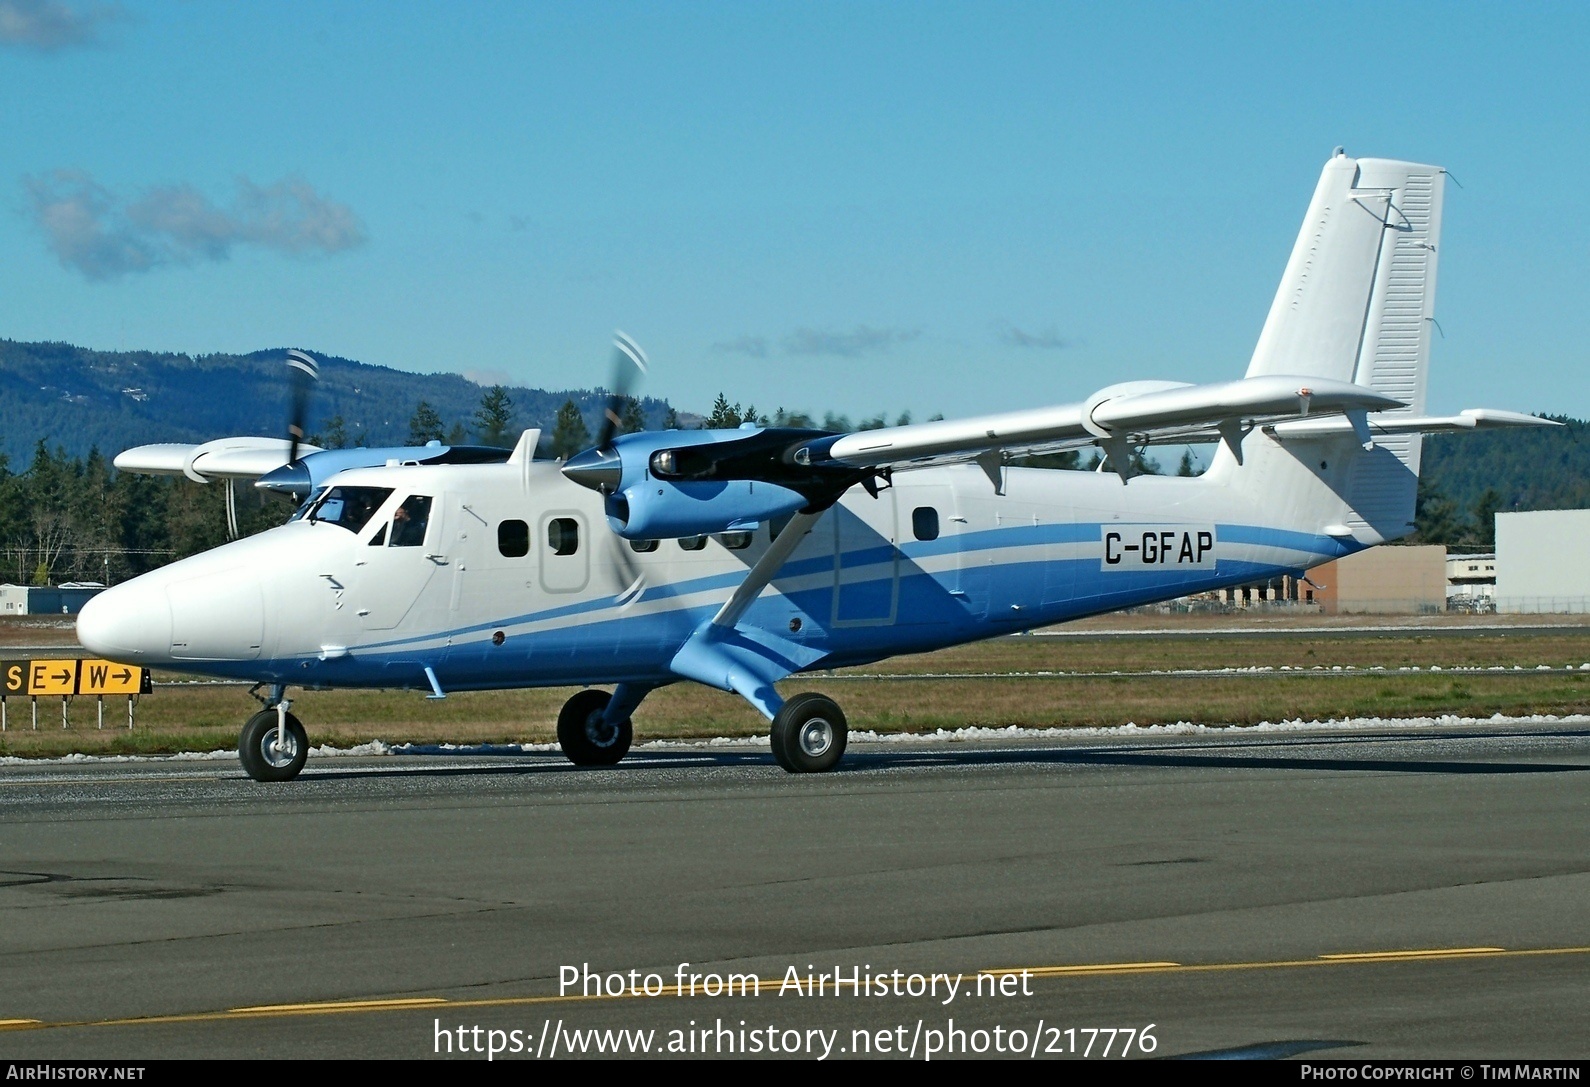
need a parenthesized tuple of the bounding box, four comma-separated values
(81, 152, 1549, 782)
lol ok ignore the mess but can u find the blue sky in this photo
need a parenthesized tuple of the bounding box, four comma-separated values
(3, 1, 1586, 421)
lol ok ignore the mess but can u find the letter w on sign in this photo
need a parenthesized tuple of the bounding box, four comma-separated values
(79, 659, 148, 695)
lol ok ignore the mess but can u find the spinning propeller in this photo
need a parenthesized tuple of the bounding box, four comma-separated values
(562, 331, 648, 493)
(285, 348, 320, 466)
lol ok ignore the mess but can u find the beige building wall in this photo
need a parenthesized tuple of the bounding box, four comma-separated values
(1308, 545, 1447, 614)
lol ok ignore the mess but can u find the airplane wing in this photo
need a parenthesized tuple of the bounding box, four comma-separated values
(799, 374, 1396, 472)
(114, 436, 516, 494)
(114, 437, 320, 484)
(790, 374, 1553, 480)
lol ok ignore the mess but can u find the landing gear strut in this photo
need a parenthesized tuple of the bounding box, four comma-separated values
(557, 689, 633, 767)
(769, 693, 848, 773)
(239, 701, 308, 782)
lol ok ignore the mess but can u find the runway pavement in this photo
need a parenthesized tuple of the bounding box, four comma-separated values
(0, 724, 1586, 1060)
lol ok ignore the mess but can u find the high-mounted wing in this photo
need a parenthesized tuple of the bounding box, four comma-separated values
(794, 373, 1402, 478)
(114, 437, 322, 484)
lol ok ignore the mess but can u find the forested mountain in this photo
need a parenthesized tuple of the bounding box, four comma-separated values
(0, 339, 674, 464)
(1422, 416, 1590, 517)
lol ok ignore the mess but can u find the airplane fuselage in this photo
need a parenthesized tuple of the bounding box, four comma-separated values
(78, 454, 1356, 693)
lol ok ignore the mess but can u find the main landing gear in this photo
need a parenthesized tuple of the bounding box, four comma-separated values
(769, 693, 848, 774)
(556, 688, 634, 767)
(239, 697, 308, 782)
(551, 686, 849, 774)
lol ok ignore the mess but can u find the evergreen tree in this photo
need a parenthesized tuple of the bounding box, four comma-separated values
(703, 394, 742, 429)
(473, 385, 515, 447)
(321, 415, 349, 449)
(1472, 488, 1504, 548)
(619, 396, 647, 434)
(1413, 477, 1465, 544)
(408, 401, 445, 445)
(662, 407, 680, 430)
(1177, 450, 1197, 477)
(773, 407, 815, 428)
(551, 399, 591, 458)
(445, 422, 468, 445)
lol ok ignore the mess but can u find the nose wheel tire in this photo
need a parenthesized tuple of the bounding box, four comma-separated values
(770, 693, 848, 773)
(557, 689, 633, 767)
(239, 709, 309, 783)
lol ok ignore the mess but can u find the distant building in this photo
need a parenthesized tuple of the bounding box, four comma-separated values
(1306, 545, 1448, 614)
(1495, 510, 1590, 613)
(1447, 553, 1496, 610)
(0, 583, 106, 615)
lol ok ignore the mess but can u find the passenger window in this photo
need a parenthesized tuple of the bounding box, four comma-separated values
(389, 495, 433, 547)
(912, 506, 940, 541)
(499, 520, 529, 558)
(548, 517, 579, 556)
(629, 539, 659, 553)
(717, 531, 753, 550)
(678, 535, 707, 551)
(310, 486, 393, 534)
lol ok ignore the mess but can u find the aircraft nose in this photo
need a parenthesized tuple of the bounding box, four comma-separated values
(76, 582, 173, 662)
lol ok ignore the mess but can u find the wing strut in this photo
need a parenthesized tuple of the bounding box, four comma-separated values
(669, 509, 829, 720)
(711, 509, 824, 629)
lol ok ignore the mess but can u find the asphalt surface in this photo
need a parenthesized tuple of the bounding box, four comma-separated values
(1, 725, 1586, 1060)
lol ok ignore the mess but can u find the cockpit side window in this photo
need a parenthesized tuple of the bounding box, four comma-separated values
(309, 486, 393, 534)
(389, 495, 433, 547)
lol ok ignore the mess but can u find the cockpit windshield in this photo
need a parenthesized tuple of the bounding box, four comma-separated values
(288, 487, 326, 523)
(308, 486, 393, 534)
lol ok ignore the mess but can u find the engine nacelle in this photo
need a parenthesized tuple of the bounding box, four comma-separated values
(606, 478, 808, 540)
(563, 427, 856, 540)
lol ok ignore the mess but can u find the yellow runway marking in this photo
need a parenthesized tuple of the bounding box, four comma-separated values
(228, 998, 449, 1016)
(4, 946, 1587, 1034)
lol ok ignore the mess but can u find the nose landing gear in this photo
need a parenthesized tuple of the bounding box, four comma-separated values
(239, 700, 308, 782)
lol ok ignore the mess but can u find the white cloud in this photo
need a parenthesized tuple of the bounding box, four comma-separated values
(998, 323, 1071, 350)
(24, 170, 368, 280)
(711, 335, 769, 359)
(0, 0, 120, 51)
(783, 326, 919, 357)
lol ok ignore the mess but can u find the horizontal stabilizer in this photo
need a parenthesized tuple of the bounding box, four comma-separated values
(1270, 408, 1556, 440)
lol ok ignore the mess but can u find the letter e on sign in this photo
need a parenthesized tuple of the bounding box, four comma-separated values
(27, 659, 80, 695)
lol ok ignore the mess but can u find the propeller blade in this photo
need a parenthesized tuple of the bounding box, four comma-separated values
(285, 349, 320, 465)
(595, 330, 649, 450)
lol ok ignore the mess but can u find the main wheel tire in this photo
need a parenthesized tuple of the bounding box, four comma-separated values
(239, 709, 309, 783)
(557, 689, 633, 767)
(770, 693, 847, 773)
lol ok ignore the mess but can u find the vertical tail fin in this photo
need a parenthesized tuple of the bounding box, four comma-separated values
(1221, 152, 1446, 544)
